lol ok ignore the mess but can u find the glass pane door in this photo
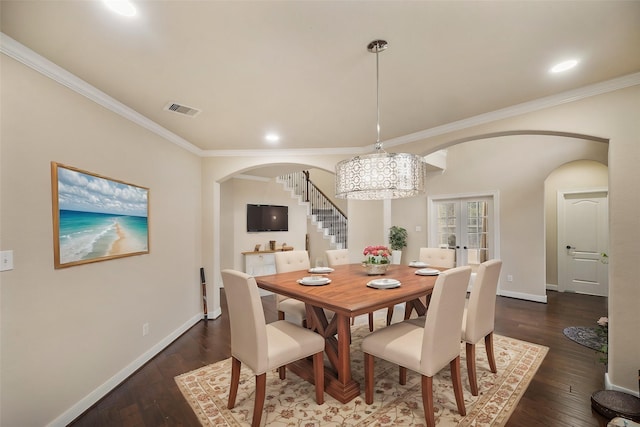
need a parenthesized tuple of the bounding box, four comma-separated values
(465, 201, 489, 266)
(431, 197, 493, 268)
(436, 202, 458, 249)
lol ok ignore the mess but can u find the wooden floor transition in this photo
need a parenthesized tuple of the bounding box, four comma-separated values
(70, 290, 611, 426)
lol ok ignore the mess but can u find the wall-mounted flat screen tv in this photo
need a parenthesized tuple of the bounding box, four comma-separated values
(247, 204, 289, 232)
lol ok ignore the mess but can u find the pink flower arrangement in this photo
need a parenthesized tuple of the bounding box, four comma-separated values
(363, 245, 391, 264)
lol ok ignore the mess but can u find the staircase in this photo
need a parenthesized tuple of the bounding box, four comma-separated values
(277, 171, 348, 249)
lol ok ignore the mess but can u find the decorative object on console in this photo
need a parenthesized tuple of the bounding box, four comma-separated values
(335, 40, 427, 200)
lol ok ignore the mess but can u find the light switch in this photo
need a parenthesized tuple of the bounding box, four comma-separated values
(1, 250, 14, 271)
(415, 225, 422, 232)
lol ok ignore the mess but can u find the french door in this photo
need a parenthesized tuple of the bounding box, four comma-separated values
(428, 195, 497, 268)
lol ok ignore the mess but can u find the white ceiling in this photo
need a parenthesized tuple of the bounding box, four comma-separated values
(2, 1, 639, 156)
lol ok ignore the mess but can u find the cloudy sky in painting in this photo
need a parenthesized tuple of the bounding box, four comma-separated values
(57, 166, 148, 217)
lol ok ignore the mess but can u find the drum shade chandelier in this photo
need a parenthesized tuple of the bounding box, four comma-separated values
(335, 40, 427, 200)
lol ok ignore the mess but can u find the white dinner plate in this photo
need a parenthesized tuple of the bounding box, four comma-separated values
(409, 261, 429, 268)
(297, 277, 331, 286)
(308, 267, 335, 274)
(367, 278, 401, 289)
(415, 268, 440, 276)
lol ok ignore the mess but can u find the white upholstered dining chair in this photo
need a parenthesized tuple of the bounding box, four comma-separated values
(273, 250, 311, 325)
(419, 247, 456, 268)
(462, 259, 502, 396)
(362, 266, 472, 427)
(222, 269, 325, 427)
(325, 249, 350, 267)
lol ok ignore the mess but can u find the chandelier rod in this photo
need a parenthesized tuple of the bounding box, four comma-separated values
(375, 43, 381, 150)
(368, 40, 387, 152)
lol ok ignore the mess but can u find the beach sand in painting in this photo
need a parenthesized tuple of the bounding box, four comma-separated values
(109, 223, 135, 255)
(108, 221, 146, 256)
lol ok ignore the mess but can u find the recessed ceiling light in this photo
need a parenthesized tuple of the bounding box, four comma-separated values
(103, 0, 137, 17)
(265, 133, 280, 143)
(550, 59, 579, 74)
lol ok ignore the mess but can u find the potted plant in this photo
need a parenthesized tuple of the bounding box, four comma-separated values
(388, 226, 408, 264)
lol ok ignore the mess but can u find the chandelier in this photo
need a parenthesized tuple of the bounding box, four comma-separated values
(335, 40, 427, 200)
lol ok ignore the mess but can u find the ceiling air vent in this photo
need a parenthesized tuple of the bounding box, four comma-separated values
(164, 102, 201, 117)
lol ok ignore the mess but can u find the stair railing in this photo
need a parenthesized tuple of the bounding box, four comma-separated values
(279, 171, 348, 248)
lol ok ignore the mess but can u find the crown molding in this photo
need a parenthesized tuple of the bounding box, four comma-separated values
(3, 31, 639, 158)
(200, 146, 367, 157)
(382, 72, 640, 149)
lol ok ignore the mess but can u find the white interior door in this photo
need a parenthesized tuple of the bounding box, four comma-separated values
(557, 190, 608, 296)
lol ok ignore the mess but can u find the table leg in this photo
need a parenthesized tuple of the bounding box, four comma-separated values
(404, 296, 430, 320)
(289, 307, 360, 403)
(325, 313, 360, 403)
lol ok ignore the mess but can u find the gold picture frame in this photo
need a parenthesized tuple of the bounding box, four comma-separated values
(51, 162, 150, 269)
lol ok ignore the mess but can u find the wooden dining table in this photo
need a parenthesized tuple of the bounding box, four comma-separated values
(254, 263, 440, 403)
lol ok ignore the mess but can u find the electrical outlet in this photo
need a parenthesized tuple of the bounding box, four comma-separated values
(142, 323, 149, 336)
(1, 250, 14, 271)
(507, 274, 513, 282)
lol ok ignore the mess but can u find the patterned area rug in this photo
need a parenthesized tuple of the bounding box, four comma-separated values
(175, 321, 548, 426)
(562, 326, 607, 352)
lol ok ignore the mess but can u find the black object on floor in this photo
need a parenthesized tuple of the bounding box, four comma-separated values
(591, 390, 640, 422)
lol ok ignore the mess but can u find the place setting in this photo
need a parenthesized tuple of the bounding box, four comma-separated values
(366, 278, 401, 289)
(408, 260, 429, 268)
(308, 266, 334, 274)
(415, 268, 441, 276)
(297, 275, 332, 286)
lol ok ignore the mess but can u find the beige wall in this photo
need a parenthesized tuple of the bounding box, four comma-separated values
(1, 57, 203, 425)
(544, 160, 609, 286)
(420, 135, 607, 301)
(227, 177, 308, 271)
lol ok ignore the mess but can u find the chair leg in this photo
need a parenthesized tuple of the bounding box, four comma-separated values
(252, 373, 266, 427)
(228, 357, 241, 409)
(421, 375, 435, 427)
(364, 353, 375, 404)
(313, 351, 324, 405)
(278, 365, 286, 380)
(450, 356, 466, 416)
(466, 342, 478, 396)
(368, 312, 374, 331)
(399, 366, 407, 385)
(485, 332, 497, 373)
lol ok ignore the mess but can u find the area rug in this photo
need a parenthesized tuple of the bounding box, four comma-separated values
(175, 321, 548, 426)
(563, 326, 607, 352)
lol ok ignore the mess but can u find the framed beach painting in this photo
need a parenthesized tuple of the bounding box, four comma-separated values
(51, 162, 149, 269)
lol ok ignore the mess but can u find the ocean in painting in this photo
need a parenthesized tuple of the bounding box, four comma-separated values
(58, 210, 148, 264)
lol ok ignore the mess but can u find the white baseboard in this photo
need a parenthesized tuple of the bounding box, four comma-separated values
(546, 283, 558, 291)
(498, 289, 548, 303)
(47, 313, 203, 427)
(209, 306, 223, 319)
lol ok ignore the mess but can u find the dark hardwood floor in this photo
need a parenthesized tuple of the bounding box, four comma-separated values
(70, 291, 610, 426)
